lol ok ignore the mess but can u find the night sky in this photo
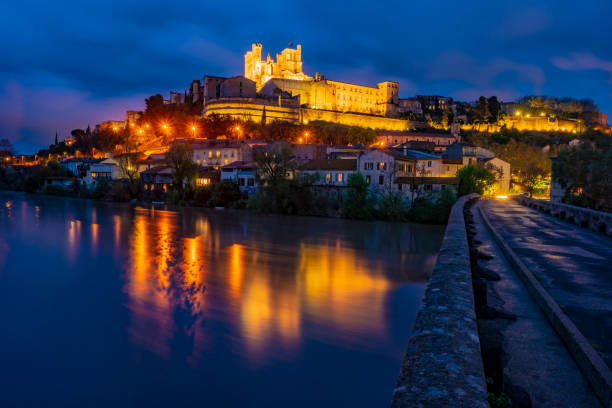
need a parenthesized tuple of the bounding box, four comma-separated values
(1, 0, 611, 153)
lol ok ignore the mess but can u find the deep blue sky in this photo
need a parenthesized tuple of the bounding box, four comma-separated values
(2, 0, 612, 153)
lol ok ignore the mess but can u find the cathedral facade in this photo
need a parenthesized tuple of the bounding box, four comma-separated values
(244, 43, 399, 117)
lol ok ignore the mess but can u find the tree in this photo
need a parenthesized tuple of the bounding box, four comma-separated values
(145, 94, 165, 117)
(342, 173, 375, 220)
(488, 96, 501, 122)
(0, 138, 15, 154)
(456, 164, 496, 196)
(253, 143, 294, 186)
(472, 96, 491, 123)
(553, 135, 612, 210)
(165, 142, 197, 199)
(115, 129, 141, 198)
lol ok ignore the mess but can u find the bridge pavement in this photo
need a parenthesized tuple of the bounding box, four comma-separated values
(481, 199, 612, 370)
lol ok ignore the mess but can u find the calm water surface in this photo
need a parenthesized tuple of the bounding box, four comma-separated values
(0, 192, 444, 407)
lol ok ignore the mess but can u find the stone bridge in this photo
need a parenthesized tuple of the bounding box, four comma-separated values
(513, 195, 612, 236)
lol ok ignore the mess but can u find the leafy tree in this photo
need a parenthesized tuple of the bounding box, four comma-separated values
(165, 142, 197, 199)
(114, 129, 141, 198)
(456, 164, 496, 196)
(342, 173, 375, 220)
(553, 136, 612, 210)
(377, 191, 407, 221)
(488, 96, 501, 122)
(472, 96, 491, 123)
(144, 94, 165, 117)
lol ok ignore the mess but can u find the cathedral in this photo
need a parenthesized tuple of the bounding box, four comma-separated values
(243, 43, 399, 117)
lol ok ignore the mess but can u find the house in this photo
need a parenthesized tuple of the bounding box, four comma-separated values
(141, 166, 173, 192)
(174, 139, 253, 168)
(61, 158, 103, 178)
(299, 159, 357, 187)
(394, 148, 444, 177)
(326, 145, 365, 159)
(393, 176, 460, 203)
(136, 153, 167, 171)
(83, 158, 119, 186)
(479, 157, 511, 194)
(357, 149, 413, 193)
(195, 167, 220, 187)
(292, 144, 327, 163)
(375, 132, 457, 151)
(441, 158, 463, 177)
(221, 161, 258, 193)
(446, 142, 511, 195)
(445, 142, 478, 165)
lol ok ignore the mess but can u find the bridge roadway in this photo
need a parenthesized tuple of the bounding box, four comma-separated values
(481, 199, 612, 369)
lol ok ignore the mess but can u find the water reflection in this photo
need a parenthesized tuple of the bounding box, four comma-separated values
(0, 193, 444, 406)
(120, 207, 441, 363)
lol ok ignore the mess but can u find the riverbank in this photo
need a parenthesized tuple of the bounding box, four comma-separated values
(0, 184, 457, 225)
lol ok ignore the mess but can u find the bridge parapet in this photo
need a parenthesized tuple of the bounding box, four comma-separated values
(512, 195, 612, 236)
(391, 193, 488, 407)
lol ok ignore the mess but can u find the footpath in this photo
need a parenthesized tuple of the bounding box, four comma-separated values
(472, 200, 602, 407)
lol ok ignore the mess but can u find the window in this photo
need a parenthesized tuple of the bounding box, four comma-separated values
(368, 162, 374, 170)
(208, 151, 212, 158)
(379, 175, 384, 185)
(239, 178, 245, 186)
(425, 184, 432, 191)
(325, 173, 331, 183)
(363, 162, 368, 170)
(337, 173, 343, 183)
(366, 175, 371, 185)
(398, 183, 402, 190)
(247, 178, 255, 187)
(427, 161, 432, 167)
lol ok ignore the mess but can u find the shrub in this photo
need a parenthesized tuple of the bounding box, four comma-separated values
(342, 173, 375, 220)
(210, 180, 243, 207)
(193, 186, 213, 207)
(408, 187, 457, 224)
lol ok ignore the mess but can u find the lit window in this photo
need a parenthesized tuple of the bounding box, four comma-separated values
(337, 173, 343, 182)
(325, 173, 331, 183)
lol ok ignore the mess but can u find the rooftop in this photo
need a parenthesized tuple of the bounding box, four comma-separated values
(300, 159, 357, 171)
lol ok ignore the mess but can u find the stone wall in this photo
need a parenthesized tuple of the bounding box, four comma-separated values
(513, 195, 612, 235)
(390, 193, 488, 408)
(302, 108, 410, 131)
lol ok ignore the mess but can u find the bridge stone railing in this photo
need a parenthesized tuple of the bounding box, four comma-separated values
(513, 195, 612, 236)
(391, 193, 488, 408)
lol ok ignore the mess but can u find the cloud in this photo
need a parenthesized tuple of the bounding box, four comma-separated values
(496, 7, 551, 39)
(0, 77, 147, 153)
(551, 52, 612, 81)
(428, 51, 545, 97)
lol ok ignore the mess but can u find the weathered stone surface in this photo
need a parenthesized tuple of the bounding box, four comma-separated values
(391, 194, 488, 408)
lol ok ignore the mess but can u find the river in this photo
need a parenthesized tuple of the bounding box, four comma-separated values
(0, 192, 444, 407)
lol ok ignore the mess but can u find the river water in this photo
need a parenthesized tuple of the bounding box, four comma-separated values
(0, 192, 444, 407)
